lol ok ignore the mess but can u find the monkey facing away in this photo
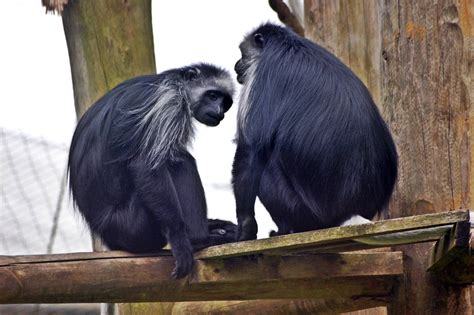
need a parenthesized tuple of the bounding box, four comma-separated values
(68, 63, 235, 278)
(233, 23, 398, 241)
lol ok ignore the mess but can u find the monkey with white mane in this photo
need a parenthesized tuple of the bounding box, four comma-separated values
(68, 64, 236, 278)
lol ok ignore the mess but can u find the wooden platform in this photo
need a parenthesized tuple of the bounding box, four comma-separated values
(0, 210, 471, 305)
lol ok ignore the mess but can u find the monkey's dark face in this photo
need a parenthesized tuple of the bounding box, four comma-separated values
(182, 65, 234, 127)
(235, 33, 265, 84)
(191, 89, 233, 126)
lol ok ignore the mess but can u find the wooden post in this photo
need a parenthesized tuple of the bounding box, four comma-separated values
(61, 0, 156, 117)
(305, 0, 473, 314)
(59, 1, 156, 314)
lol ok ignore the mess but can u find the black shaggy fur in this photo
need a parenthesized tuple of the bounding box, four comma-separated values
(68, 63, 235, 278)
(233, 23, 398, 240)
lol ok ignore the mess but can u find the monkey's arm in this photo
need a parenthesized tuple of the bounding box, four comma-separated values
(129, 160, 194, 279)
(232, 142, 264, 241)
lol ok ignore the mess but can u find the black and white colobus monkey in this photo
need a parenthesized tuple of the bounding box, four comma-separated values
(68, 63, 235, 278)
(233, 23, 398, 241)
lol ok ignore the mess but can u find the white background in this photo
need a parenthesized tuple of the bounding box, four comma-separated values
(0, 0, 281, 238)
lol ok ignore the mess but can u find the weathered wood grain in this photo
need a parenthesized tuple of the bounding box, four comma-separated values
(381, 1, 473, 314)
(118, 299, 387, 315)
(196, 210, 468, 259)
(61, 3, 156, 313)
(306, 0, 473, 313)
(428, 221, 473, 285)
(62, 0, 156, 117)
(0, 252, 402, 304)
(304, 0, 383, 104)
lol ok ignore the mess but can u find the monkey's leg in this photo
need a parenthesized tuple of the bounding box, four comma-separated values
(130, 162, 194, 279)
(258, 159, 301, 237)
(169, 154, 214, 250)
(171, 154, 237, 249)
(100, 196, 167, 252)
(232, 143, 264, 241)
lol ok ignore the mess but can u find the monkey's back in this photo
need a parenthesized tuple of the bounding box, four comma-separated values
(67, 75, 162, 227)
(247, 25, 398, 225)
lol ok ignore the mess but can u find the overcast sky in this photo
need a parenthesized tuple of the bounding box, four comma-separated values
(0, 0, 282, 237)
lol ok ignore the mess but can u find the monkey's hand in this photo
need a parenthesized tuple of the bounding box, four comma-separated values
(171, 242, 194, 279)
(208, 219, 238, 245)
(237, 216, 258, 241)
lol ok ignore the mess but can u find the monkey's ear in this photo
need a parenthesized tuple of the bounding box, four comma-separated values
(185, 67, 200, 81)
(253, 33, 265, 48)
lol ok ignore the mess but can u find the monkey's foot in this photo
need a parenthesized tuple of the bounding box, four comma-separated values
(269, 228, 293, 237)
(237, 217, 258, 241)
(171, 246, 194, 279)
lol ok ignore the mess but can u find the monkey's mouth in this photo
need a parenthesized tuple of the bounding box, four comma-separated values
(203, 113, 223, 126)
(234, 59, 247, 84)
(236, 73, 245, 84)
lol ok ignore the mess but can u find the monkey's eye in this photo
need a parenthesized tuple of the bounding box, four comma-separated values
(208, 92, 218, 101)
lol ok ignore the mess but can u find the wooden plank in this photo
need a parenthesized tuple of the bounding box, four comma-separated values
(195, 210, 469, 259)
(0, 251, 171, 266)
(1, 211, 464, 268)
(0, 252, 402, 304)
(118, 299, 387, 315)
(428, 221, 473, 285)
(277, 224, 453, 255)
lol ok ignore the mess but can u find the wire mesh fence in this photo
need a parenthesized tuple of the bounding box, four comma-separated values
(1, 127, 98, 314)
(1, 127, 92, 255)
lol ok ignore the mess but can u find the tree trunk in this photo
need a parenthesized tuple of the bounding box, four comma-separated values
(61, 1, 155, 314)
(62, 0, 156, 117)
(305, 0, 473, 314)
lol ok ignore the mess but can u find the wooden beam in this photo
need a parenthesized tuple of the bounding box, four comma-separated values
(117, 299, 387, 315)
(428, 221, 473, 285)
(0, 252, 402, 304)
(196, 210, 469, 259)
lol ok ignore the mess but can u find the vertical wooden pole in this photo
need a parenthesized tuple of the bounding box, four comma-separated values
(61, 1, 155, 313)
(305, 0, 473, 314)
(381, 1, 473, 313)
(62, 0, 156, 117)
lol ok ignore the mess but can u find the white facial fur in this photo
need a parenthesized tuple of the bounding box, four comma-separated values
(236, 45, 260, 139)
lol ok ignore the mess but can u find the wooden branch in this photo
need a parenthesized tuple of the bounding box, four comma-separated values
(0, 252, 402, 304)
(428, 221, 473, 285)
(269, 0, 305, 36)
(196, 210, 469, 259)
